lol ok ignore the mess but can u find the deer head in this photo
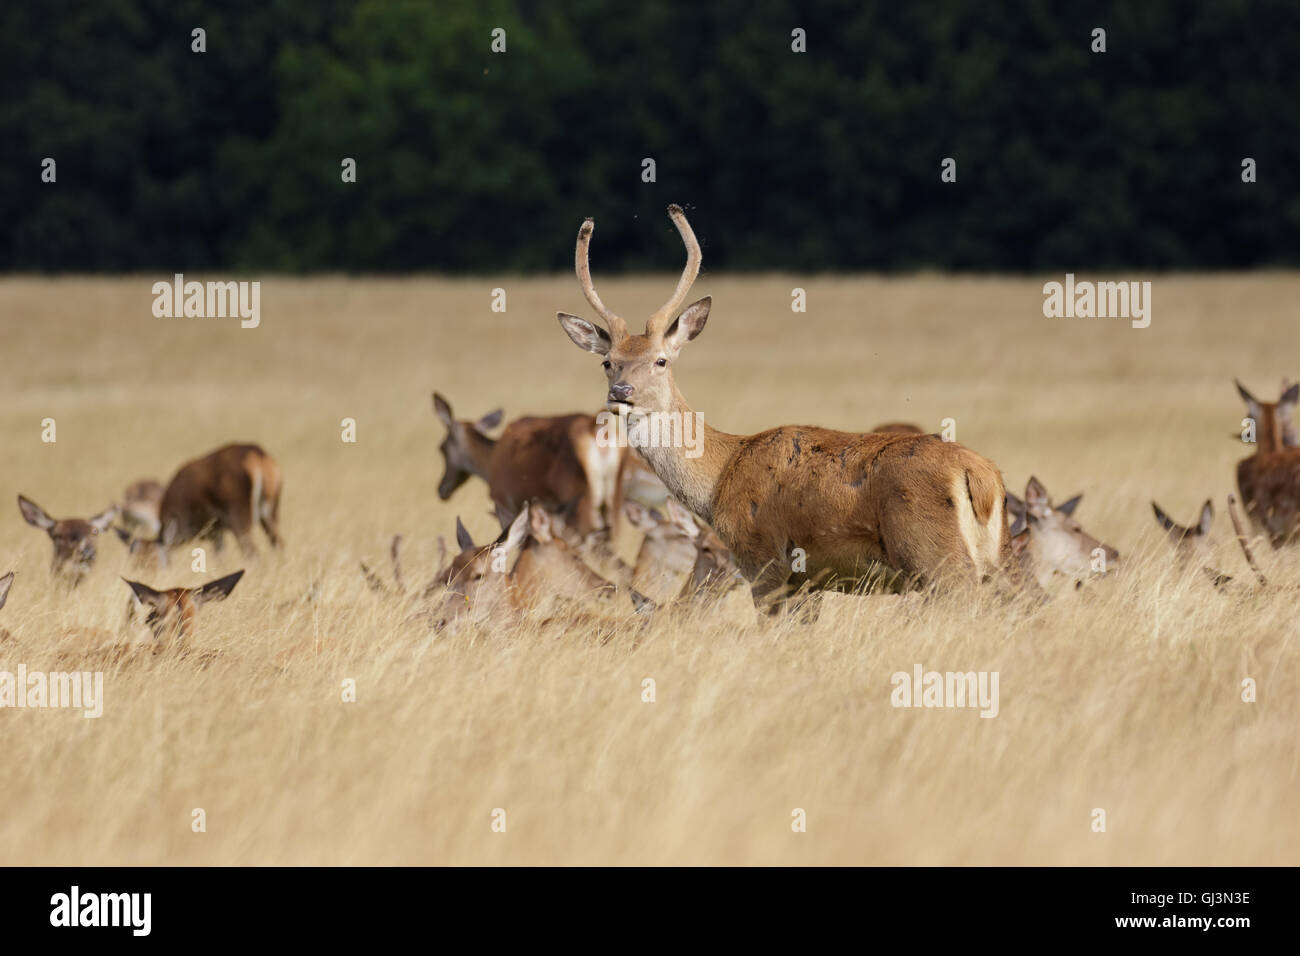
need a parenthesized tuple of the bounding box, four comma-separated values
(557, 205, 710, 420)
(432, 504, 628, 631)
(1006, 478, 1118, 586)
(18, 495, 119, 585)
(1151, 499, 1220, 573)
(1236, 379, 1300, 452)
(680, 510, 744, 601)
(119, 479, 164, 537)
(432, 392, 503, 500)
(124, 569, 244, 642)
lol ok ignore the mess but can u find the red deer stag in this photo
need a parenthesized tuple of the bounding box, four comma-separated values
(554, 205, 1011, 614)
(17, 496, 119, 586)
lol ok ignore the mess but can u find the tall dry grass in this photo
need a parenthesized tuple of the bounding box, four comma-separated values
(0, 274, 1295, 864)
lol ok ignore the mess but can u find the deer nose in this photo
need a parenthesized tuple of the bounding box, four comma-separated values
(609, 383, 635, 402)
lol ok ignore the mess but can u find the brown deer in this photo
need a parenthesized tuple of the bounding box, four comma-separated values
(554, 205, 1011, 614)
(123, 444, 283, 565)
(1005, 478, 1118, 589)
(123, 569, 245, 643)
(430, 504, 650, 632)
(1235, 380, 1300, 547)
(433, 393, 626, 547)
(18, 495, 119, 585)
(119, 479, 164, 536)
(1151, 499, 1232, 587)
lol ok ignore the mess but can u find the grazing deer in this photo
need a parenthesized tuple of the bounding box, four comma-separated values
(554, 205, 1011, 614)
(1005, 478, 1118, 589)
(678, 512, 746, 604)
(625, 499, 699, 600)
(431, 504, 650, 632)
(1235, 380, 1300, 547)
(125, 444, 283, 564)
(123, 569, 245, 643)
(1151, 499, 1231, 586)
(119, 479, 164, 536)
(17, 495, 119, 585)
(433, 393, 626, 547)
(626, 497, 743, 604)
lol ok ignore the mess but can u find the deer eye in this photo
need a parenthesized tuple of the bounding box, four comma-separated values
(601, 360, 612, 371)
(655, 358, 668, 367)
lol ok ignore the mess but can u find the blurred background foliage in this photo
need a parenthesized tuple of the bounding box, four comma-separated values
(2, 0, 1297, 272)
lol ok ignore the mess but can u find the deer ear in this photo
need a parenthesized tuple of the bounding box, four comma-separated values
(1004, 492, 1025, 519)
(528, 504, 552, 542)
(124, 578, 166, 608)
(1056, 494, 1082, 517)
(0, 571, 12, 610)
(1197, 500, 1214, 535)
(455, 517, 475, 552)
(1151, 501, 1176, 532)
(89, 505, 119, 533)
(664, 497, 700, 539)
(1236, 380, 1263, 422)
(1024, 477, 1049, 512)
(1008, 511, 1026, 537)
(557, 314, 612, 355)
(433, 392, 455, 427)
(193, 569, 244, 605)
(623, 502, 652, 530)
(499, 505, 531, 554)
(1281, 383, 1300, 409)
(475, 408, 504, 433)
(17, 495, 55, 531)
(664, 296, 710, 351)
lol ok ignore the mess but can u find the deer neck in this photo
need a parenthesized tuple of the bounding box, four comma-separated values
(1248, 410, 1283, 456)
(632, 386, 739, 524)
(465, 428, 497, 477)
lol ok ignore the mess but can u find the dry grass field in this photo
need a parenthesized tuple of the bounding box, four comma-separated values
(0, 273, 1297, 865)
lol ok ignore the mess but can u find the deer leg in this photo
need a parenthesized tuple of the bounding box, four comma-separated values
(749, 558, 794, 617)
(223, 496, 258, 557)
(260, 495, 282, 548)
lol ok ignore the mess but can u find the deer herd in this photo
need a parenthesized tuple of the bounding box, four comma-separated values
(1, 206, 1297, 657)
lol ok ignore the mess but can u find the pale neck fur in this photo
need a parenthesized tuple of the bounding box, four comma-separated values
(632, 385, 740, 523)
